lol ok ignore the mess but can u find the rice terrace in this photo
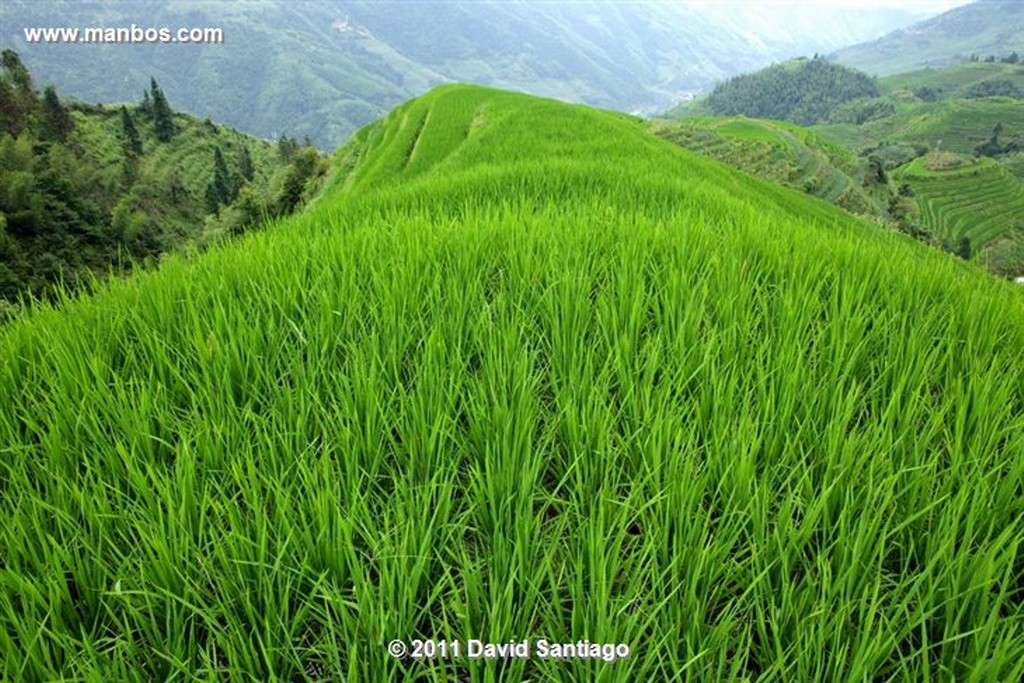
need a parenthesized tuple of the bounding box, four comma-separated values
(3, 82, 1024, 681)
(3, 0, 1024, 680)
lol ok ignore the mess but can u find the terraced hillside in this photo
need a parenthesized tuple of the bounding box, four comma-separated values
(880, 62, 1024, 100)
(651, 116, 887, 219)
(895, 155, 1024, 266)
(814, 97, 1024, 157)
(3, 85, 1024, 682)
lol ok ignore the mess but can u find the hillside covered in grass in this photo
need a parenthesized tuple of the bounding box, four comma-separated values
(673, 56, 1024, 277)
(880, 61, 1024, 102)
(816, 96, 1024, 159)
(3, 84, 1024, 682)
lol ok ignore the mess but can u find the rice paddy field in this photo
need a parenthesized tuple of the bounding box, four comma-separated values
(895, 155, 1024, 251)
(650, 116, 884, 218)
(814, 98, 1024, 158)
(879, 63, 1024, 101)
(3, 85, 1024, 682)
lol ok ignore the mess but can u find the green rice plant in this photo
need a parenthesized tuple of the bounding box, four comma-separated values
(3, 84, 1024, 682)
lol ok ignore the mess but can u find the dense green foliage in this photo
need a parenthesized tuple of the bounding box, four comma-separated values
(3, 84, 1024, 681)
(703, 57, 879, 125)
(0, 53, 328, 310)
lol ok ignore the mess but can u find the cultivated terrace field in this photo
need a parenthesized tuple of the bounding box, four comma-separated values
(670, 56, 1024, 279)
(895, 155, 1024, 271)
(3, 85, 1024, 681)
(650, 116, 887, 220)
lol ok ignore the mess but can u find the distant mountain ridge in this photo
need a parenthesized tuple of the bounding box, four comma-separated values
(0, 0, 930, 148)
(832, 0, 1024, 76)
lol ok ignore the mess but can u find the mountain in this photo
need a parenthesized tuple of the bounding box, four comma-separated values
(0, 51, 325, 308)
(0, 0, 931, 148)
(832, 0, 1024, 76)
(4, 84, 1024, 681)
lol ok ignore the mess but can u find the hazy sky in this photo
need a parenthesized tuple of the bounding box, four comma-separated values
(798, 0, 969, 7)
(682, 0, 972, 9)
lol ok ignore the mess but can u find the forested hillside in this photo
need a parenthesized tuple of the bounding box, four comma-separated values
(700, 57, 879, 125)
(0, 50, 327, 312)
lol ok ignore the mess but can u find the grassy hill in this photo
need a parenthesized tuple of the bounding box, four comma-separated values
(650, 115, 888, 219)
(815, 96, 1024, 157)
(831, 0, 1024, 76)
(3, 85, 1024, 681)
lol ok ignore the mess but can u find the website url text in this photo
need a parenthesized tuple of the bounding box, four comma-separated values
(23, 25, 225, 45)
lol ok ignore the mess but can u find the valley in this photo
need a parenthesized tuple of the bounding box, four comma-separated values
(0, 0, 932, 149)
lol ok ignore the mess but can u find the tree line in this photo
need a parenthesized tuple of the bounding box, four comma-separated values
(703, 56, 880, 125)
(0, 50, 327, 314)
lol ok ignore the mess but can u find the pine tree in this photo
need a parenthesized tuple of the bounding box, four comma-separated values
(0, 78, 18, 136)
(1, 50, 35, 135)
(204, 182, 221, 215)
(120, 106, 143, 156)
(1, 50, 33, 96)
(237, 145, 254, 184)
(277, 135, 298, 163)
(149, 78, 175, 142)
(205, 146, 233, 213)
(40, 85, 73, 142)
